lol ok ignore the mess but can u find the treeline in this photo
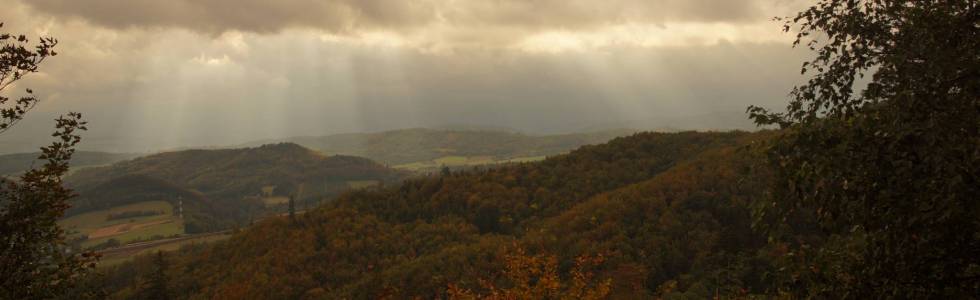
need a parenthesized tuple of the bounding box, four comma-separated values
(97, 131, 817, 298)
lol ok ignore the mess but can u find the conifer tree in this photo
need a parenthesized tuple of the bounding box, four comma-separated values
(138, 251, 170, 300)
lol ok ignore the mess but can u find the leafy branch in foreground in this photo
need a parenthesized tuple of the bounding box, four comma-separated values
(748, 1, 979, 298)
(0, 21, 98, 299)
(0, 22, 57, 135)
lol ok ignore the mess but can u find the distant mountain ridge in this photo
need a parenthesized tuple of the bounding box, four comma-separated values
(238, 128, 639, 165)
(0, 151, 141, 176)
(572, 111, 763, 133)
(68, 143, 405, 198)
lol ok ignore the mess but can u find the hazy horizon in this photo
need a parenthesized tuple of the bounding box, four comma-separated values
(0, 0, 809, 153)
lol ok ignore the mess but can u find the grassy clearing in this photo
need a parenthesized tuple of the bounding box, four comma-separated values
(81, 219, 183, 248)
(59, 201, 185, 248)
(61, 201, 174, 236)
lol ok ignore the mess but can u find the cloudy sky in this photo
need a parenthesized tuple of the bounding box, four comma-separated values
(0, 0, 811, 153)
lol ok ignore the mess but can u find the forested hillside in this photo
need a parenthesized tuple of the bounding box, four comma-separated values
(65, 143, 407, 231)
(98, 131, 805, 298)
(3, 0, 976, 298)
(68, 175, 229, 234)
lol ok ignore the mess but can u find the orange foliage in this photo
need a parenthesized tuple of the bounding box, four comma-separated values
(447, 247, 611, 300)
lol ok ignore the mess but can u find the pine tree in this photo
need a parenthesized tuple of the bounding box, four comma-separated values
(138, 251, 170, 300)
(288, 194, 296, 223)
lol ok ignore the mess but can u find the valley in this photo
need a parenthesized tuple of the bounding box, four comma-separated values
(11, 129, 636, 266)
(2, 2, 974, 298)
(93, 130, 780, 298)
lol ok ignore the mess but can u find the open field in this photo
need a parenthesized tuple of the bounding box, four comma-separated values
(82, 220, 183, 248)
(61, 201, 173, 235)
(59, 200, 184, 248)
(88, 219, 173, 239)
(394, 155, 549, 171)
(394, 155, 495, 170)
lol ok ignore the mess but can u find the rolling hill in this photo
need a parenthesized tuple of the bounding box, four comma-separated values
(97, 131, 813, 299)
(65, 143, 408, 233)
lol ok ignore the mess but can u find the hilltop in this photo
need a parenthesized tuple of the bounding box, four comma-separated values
(238, 128, 638, 166)
(65, 143, 407, 232)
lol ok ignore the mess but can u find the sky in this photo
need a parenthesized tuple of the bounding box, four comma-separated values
(0, 0, 812, 153)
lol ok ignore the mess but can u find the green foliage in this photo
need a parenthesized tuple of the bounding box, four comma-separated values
(748, 0, 979, 297)
(0, 22, 98, 299)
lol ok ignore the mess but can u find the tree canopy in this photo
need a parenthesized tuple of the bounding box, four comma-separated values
(749, 0, 979, 297)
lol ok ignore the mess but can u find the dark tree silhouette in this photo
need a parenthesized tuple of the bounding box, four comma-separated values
(288, 194, 296, 223)
(137, 251, 171, 300)
(0, 22, 97, 298)
(749, 1, 979, 297)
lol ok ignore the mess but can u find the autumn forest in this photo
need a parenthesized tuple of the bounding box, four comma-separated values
(1, 0, 977, 299)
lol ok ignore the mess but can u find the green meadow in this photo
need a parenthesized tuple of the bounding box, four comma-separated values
(60, 200, 184, 248)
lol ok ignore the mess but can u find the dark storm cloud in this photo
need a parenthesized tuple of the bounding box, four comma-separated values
(25, 0, 435, 34)
(24, 0, 789, 35)
(3, 34, 808, 153)
(0, 0, 813, 153)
